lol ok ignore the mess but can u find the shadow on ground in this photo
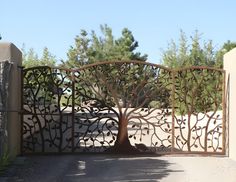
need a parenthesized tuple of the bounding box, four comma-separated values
(1, 155, 183, 182)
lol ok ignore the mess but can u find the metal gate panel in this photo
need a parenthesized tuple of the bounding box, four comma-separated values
(21, 61, 226, 155)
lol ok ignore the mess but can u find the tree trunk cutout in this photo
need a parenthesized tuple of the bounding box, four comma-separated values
(108, 114, 139, 153)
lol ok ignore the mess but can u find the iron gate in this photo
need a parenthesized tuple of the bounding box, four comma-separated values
(21, 61, 226, 155)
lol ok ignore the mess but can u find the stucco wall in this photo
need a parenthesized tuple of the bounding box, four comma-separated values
(0, 42, 22, 158)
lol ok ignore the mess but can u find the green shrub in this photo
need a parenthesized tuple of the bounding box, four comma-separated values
(0, 149, 10, 175)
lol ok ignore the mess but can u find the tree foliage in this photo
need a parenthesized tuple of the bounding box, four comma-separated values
(162, 30, 218, 68)
(22, 46, 56, 68)
(63, 25, 147, 67)
(162, 30, 236, 69)
(215, 40, 236, 68)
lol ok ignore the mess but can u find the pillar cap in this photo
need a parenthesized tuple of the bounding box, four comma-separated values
(0, 42, 22, 65)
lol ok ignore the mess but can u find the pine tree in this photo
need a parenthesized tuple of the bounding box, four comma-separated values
(63, 24, 147, 68)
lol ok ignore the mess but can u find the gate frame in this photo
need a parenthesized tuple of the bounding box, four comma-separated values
(20, 60, 227, 156)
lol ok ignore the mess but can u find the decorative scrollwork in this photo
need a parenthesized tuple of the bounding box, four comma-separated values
(22, 62, 225, 155)
(174, 68, 224, 153)
(23, 67, 73, 153)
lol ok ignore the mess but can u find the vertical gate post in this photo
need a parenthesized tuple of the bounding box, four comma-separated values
(171, 70, 176, 153)
(224, 48, 236, 160)
(0, 42, 22, 158)
(71, 70, 75, 152)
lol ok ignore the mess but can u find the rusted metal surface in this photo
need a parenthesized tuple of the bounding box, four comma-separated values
(21, 61, 226, 155)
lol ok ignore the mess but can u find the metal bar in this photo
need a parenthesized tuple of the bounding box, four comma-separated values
(22, 112, 73, 116)
(174, 66, 225, 72)
(71, 70, 75, 152)
(22, 61, 225, 74)
(222, 70, 226, 155)
(22, 60, 173, 72)
(20, 68, 24, 155)
(20, 150, 226, 156)
(171, 70, 176, 153)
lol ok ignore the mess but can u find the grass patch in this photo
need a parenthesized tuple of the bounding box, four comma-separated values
(0, 150, 10, 175)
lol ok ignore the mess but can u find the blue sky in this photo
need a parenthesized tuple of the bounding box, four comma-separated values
(1, 0, 236, 64)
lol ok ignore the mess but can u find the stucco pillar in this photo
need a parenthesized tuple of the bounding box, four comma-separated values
(224, 48, 236, 160)
(0, 42, 22, 158)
